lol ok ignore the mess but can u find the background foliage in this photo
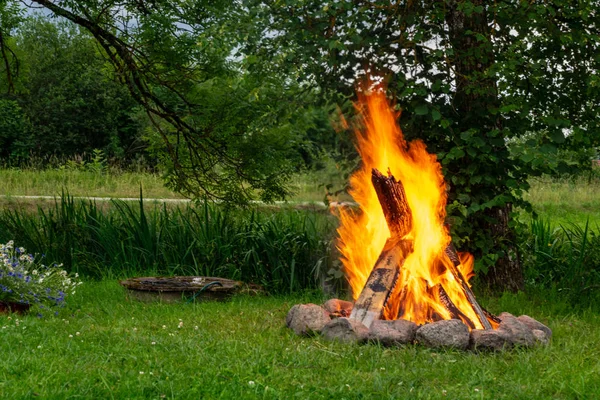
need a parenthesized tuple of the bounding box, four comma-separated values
(0, 0, 599, 291)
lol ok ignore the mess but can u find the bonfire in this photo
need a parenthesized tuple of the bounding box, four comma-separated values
(286, 87, 552, 351)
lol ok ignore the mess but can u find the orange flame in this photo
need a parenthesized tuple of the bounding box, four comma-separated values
(337, 87, 488, 329)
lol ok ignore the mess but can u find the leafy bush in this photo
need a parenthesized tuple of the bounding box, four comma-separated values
(0, 240, 81, 309)
(0, 195, 339, 294)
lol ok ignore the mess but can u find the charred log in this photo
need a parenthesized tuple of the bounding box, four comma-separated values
(371, 168, 412, 238)
(349, 169, 414, 328)
(349, 239, 412, 328)
(483, 307, 502, 325)
(444, 243, 493, 330)
(436, 284, 476, 329)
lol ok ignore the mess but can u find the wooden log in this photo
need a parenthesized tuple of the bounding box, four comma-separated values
(483, 307, 502, 325)
(371, 168, 412, 238)
(349, 239, 412, 328)
(444, 243, 493, 330)
(435, 284, 476, 329)
(349, 169, 414, 328)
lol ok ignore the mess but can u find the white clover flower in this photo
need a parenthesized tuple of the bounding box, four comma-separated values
(32, 270, 38, 275)
(248, 381, 255, 387)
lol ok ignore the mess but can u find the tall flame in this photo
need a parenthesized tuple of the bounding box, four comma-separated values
(337, 88, 486, 329)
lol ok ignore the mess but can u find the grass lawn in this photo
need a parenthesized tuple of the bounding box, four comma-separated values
(1, 281, 599, 399)
(0, 169, 183, 200)
(525, 177, 600, 227)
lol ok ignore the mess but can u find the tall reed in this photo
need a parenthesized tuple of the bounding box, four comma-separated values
(0, 194, 339, 294)
(520, 218, 600, 304)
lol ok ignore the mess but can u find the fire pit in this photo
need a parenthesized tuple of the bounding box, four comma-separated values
(286, 89, 551, 351)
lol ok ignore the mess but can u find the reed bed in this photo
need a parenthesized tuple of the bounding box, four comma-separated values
(0, 194, 338, 294)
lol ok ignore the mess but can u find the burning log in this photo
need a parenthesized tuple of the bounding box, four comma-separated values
(349, 239, 412, 328)
(444, 244, 493, 330)
(349, 169, 414, 328)
(350, 168, 493, 330)
(433, 284, 476, 329)
(371, 168, 412, 237)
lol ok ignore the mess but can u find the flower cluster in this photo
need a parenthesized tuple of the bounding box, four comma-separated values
(0, 241, 81, 308)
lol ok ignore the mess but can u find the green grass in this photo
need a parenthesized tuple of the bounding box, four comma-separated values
(525, 176, 600, 226)
(1, 281, 599, 399)
(0, 168, 182, 199)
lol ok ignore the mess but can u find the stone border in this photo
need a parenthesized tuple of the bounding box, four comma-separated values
(286, 300, 552, 351)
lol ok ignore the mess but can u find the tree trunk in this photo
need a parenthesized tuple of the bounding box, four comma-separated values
(445, 1, 524, 292)
(484, 203, 523, 291)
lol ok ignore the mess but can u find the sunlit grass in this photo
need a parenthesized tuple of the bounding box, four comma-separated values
(0, 168, 182, 199)
(525, 176, 600, 226)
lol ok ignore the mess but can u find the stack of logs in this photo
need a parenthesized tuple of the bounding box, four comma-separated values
(350, 168, 493, 330)
(285, 169, 552, 350)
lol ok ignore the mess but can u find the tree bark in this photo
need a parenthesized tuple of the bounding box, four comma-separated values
(446, 1, 524, 292)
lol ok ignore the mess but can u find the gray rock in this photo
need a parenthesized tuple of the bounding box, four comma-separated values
(321, 317, 369, 343)
(368, 319, 417, 346)
(323, 299, 354, 318)
(415, 319, 470, 350)
(286, 304, 331, 336)
(517, 315, 552, 339)
(497, 312, 535, 347)
(532, 329, 550, 345)
(470, 329, 511, 351)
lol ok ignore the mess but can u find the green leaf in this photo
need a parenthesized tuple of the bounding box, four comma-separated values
(415, 104, 428, 115)
(431, 109, 441, 121)
(550, 130, 566, 144)
(519, 153, 534, 163)
(440, 119, 452, 128)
